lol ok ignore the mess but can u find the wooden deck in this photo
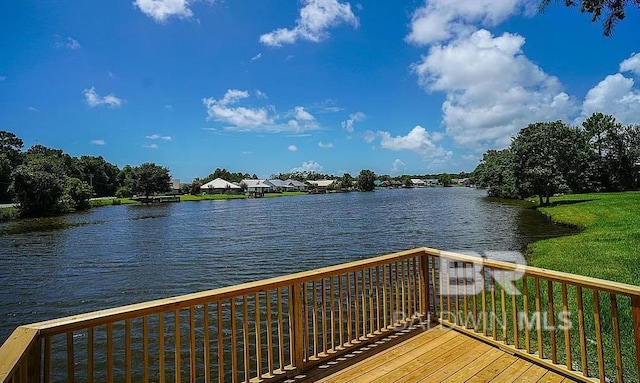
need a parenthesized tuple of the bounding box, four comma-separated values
(292, 326, 576, 383)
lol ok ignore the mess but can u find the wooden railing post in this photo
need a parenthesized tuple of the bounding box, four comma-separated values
(419, 254, 430, 318)
(291, 283, 306, 372)
(631, 295, 640, 380)
(26, 338, 41, 383)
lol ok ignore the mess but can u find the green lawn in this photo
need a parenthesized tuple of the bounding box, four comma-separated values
(89, 198, 137, 207)
(0, 207, 18, 222)
(528, 191, 640, 285)
(525, 192, 640, 381)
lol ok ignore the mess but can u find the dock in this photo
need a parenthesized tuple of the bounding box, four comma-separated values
(1, 247, 639, 382)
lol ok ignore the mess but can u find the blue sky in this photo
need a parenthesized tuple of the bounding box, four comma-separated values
(1, 0, 639, 181)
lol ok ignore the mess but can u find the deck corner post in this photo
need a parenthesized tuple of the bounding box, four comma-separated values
(419, 254, 430, 318)
(631, 294, 640, 380)
(291, 282, 306, 373)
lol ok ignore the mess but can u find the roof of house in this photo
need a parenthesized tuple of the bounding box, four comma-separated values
(308, 179, 335, 187)
(410, 179, 426, 184)
(286, 179, 307, 187)
(241, 179, 273, 188)
(267, 179, 291, 188)
(201, 178, 241, 189)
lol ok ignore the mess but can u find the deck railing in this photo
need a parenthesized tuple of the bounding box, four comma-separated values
(1, 247, 639, 383)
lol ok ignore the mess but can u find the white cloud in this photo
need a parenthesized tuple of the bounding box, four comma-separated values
(255, 90, 268, 99)
(290, 160, 324, 173)
(620, 52, 640, 77)
(27, 107, 39, 113)
(288, 145, 298, 151)
(144, 143, 159, 149)
(581, 73, 640, 124)
(260, 0, 358, 47)
(0, 76, 6, 81)
(406, 0, 534, 45)
(203, 89, 320, 133)
(146, 134, 172, 140)
(108, 71, 116, 79)
(203, 89, 272, 129)
(412, 29, 577, 150)
(55, 36, 81, 50)
(378, 126, 452, 161)
(363, 130, 376, 143)
(165, 104, 173, 110)
(391, 159, 406, 172)
(84, 87, 124, 108)
(250, 53, 262, 61)
(318, 141, 334, 148)
(90, 139, 106, 145)
(341, 111, 365, 132)
(242, 150, 252, 155)
(133, 0, 198, 22)
(294, 106, 315, 121)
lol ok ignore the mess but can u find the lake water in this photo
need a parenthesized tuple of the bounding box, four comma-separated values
(0, 187, 576, 343)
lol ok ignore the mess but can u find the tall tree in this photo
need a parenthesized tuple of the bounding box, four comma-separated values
(0, 131, 24, 202)
(540, 0, 639, 36)
(357, 169, 376, 192)
(512, 121, 587, 205)
(132, 163, 171, 199)
(473, 149, 519, 198)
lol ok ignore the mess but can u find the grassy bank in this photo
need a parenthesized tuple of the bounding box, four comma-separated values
(89, 198, 137, 207)
(528, 191, 640, 285)
(263, 191, 308, 198)
(525, 191, 640, 381)
(0, 207, 18, 222)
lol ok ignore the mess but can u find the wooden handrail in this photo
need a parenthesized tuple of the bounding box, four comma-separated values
(1, 247, 640, 383)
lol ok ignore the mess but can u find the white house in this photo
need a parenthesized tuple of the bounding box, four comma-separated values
(200, 178, 241, 194)
(410, 179, 427, 187)
(286, 179, 308, 191)
(267, 179, 295, 192)
(241, 179, 275, 194)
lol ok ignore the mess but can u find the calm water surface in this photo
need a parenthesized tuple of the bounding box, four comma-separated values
(0, 187, 575, 342)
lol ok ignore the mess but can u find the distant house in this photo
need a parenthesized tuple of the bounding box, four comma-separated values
(286, 179, 308, 192)
(374, 180, 384, 188)
(410, 179, 427, 187)
(241, 179, 275, 195)
(390, 180, 403, 188)
(200, 178, 241, 194)
(267, 179, 295, 192)
(170, 178, 181, 194)
(426, 179, 439, 186)
(307, 179, 335, 193)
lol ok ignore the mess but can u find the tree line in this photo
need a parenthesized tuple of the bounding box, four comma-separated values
(472, 113, 640, 204)
(0, 131, 171, 217)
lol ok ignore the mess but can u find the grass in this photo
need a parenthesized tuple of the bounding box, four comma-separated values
(524, 191, 640, 381)
(89, 198, 137, 207)
(0, 207, 18, 222)
(527, 191, 640, 285)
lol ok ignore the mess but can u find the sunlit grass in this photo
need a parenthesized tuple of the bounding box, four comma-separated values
(528, 191, 640, 285)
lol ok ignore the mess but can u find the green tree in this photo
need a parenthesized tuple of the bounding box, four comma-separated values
(10, 164, 65, 217)
(132, 163, 171, 198)
(63, 177, 93, 210)
(0, 131, 24, 203)
(438, 173, 452, 187)
(540, 0, 639, 36)
(473, 149, 519, 198)
(512, 121, 587, 205)
(341, 173, 354, 190)
(357, 169, 376, 192)
(77, 156, 120, 197)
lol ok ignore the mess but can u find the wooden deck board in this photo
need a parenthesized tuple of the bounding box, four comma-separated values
(293, 327, 580, 383)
